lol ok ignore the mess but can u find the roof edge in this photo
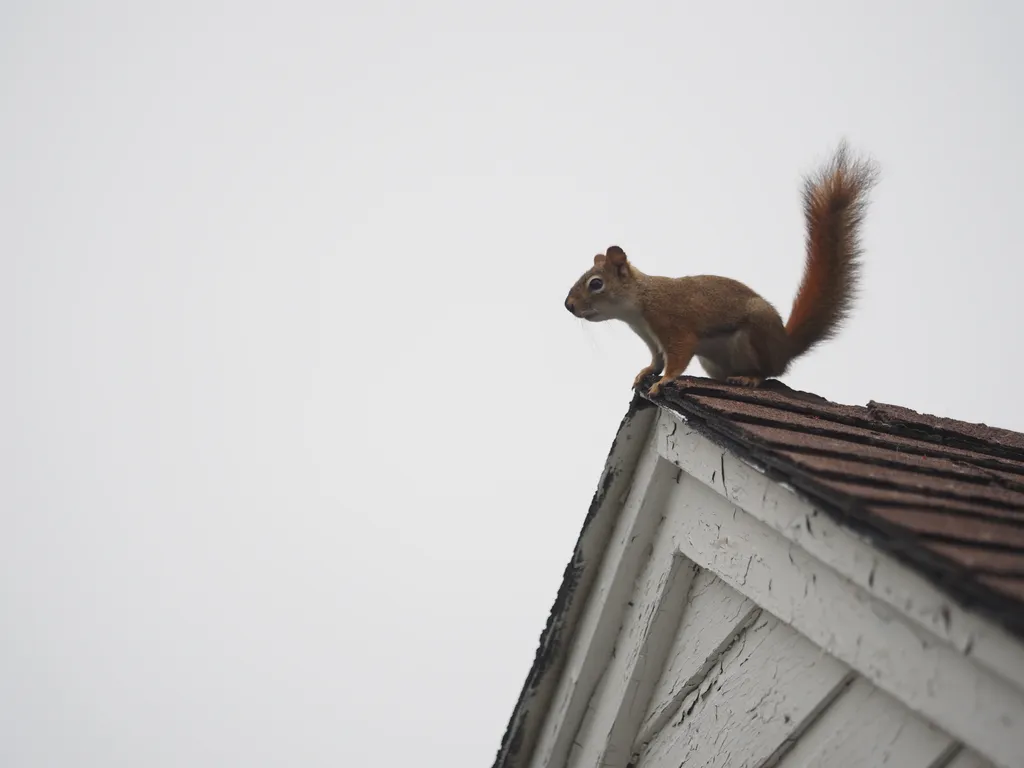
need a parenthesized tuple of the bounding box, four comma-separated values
(647, 381, 1024, 669)
(492, 394, 658, 768)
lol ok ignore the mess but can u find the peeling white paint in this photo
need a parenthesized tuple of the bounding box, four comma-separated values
(567, 547, 693, 768)
(636, 568, 759, 746)
(773, 676, 955, 767)
(507, 405, 1024, 768)
(529, 429, 673, 768)
(663, 474, 1024, 768)
(656, 409, 1024, 698)
(946, 748, 999, 768)
(639, 611, 851, 768)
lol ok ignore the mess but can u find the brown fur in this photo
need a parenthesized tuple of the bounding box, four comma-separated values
(564, 141, 879, 395)
(787, 140, 879, 358)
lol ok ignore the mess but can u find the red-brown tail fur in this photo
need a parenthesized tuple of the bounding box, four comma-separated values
(785, 141, 879, 359)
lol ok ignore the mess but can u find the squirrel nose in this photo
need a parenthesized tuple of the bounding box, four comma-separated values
(565, 298, 575, 314)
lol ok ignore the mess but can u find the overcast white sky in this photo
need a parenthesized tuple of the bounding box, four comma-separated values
(3, 1, 1023, 766)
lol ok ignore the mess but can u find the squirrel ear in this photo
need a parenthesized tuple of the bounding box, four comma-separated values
(593, 253, 606, 268)
(606, 246, 630, 277)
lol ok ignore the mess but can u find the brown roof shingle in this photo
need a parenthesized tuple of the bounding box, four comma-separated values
(651, 376, 1024, 639)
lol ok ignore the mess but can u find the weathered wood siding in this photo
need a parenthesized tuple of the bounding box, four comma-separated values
(528, 408, 1023, 768)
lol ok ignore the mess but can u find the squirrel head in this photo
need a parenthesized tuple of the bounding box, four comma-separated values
(564, 245, 641, 322)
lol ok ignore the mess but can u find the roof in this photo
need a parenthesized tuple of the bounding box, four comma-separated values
(653, 376, 1024, 640)
(493, 378, 1024, 768)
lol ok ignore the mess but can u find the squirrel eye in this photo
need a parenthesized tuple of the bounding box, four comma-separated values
(588, 276, 604, 292)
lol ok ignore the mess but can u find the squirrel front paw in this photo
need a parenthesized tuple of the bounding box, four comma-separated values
(647, 377, 671, 398)
(633, 366, 660, 389)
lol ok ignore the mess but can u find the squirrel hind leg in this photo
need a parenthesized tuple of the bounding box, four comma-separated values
(697, 355, 728, 381)
(700, 358, 766, 387)
(745, 313, 792, 379)
(697, 305, 791, 383)
(696, 330, 768, 380)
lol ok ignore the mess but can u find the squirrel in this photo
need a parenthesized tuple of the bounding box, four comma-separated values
(564, 141, 879, 398)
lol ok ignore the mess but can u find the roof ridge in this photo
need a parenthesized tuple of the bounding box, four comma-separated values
(773, 443, 1024, 494)
(725, 412, 1024, 479)
(867, 500, 1024, 528)
(902, 532, 1024, 557)
(804, 467, 1024, 515)
(668, 380, 1024, 465)
(865, 400, 1024, 463)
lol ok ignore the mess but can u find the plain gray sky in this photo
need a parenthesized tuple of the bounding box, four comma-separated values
(3, 1, 1023, 766)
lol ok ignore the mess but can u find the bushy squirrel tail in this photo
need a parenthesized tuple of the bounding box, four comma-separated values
(785, 140, 879, 360)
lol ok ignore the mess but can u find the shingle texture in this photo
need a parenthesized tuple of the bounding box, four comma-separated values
(652, 376, 1024, 639)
